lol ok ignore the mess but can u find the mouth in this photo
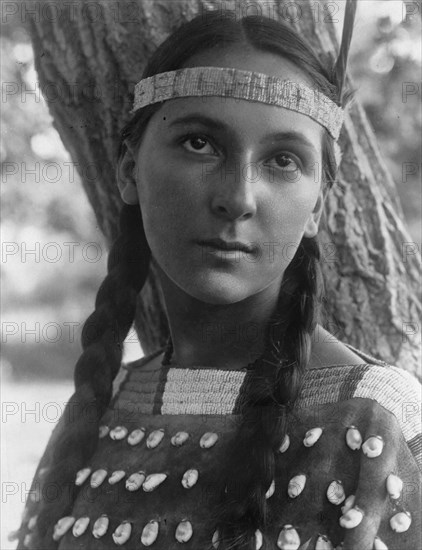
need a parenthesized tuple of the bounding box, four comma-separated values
(197, 238, 257, 254)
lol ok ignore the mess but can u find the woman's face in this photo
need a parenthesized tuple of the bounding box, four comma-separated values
(128, 48, 325, 304)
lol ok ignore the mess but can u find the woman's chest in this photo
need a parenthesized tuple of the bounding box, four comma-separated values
(56, 404, 378, 550)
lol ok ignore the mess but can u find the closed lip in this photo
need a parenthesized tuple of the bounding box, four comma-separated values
(197, 238, 257, 253)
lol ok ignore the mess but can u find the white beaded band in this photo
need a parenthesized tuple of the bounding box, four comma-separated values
(131, 66, 344, 140)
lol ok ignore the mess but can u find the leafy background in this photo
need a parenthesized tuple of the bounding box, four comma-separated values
(1, 1, 420, 546)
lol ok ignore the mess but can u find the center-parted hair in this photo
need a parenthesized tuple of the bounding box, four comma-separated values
(22, 10, 353, 549)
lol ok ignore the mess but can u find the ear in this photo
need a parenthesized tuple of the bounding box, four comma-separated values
(304, 190, 324, 238)
(116, 141, 139, 205)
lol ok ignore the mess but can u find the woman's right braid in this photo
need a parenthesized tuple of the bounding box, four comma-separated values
(19, 205, 150, 549)
(215, 236, 322, 549)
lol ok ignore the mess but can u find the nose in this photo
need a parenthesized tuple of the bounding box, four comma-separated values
(210, 159, 257, 221)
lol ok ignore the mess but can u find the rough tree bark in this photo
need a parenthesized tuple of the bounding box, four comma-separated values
(26, 0, 421, 377)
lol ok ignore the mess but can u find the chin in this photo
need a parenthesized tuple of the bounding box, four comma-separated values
(178, 271, 257, 305)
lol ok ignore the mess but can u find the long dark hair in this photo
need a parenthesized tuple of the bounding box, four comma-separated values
(20, 10, 351, 549)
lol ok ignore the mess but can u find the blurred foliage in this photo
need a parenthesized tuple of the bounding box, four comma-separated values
(348, 1, 421, 239)
(1, 1, 420, 380)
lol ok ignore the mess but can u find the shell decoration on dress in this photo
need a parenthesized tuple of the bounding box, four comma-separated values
(108, 470, 126, 485)
(303, 427, 323, 447)
(385, 473, 403, 500)
(181, 468, 199, 489)
(72, 516, 90, 538)
(362, 435, 384, 458)
(175, 519, 193, 542)
(112, 521, 132, 545)
(389, 511, 412, 533)
(128, 427, 146, 446)
(126, 471, 146, 491)
(92, 515, 109, 539)
(90, 468, 108, 488)
(199, 431, 219, 448)
(141, 520, 160, 546)
(46, 416, 418, 548)
(24, 359, 419, 550)
(109, 426, 128, 441)
(279, 434, 290, 453)
(146, 429, 165, 449)
(277, 524, 300, 549)
(52, 517, 75, 541)
(315, 534, 334, 550)
(287, 474, 307, 498)
(345, 426, 362, 450)
(326, 480, 346, 505)
(339, 506, 364, 529)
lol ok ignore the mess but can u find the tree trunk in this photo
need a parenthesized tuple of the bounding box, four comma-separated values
(26, 0, 421, 377)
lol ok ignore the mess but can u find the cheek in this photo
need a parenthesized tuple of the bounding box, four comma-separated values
(135, 153, 204, 238)
(267, 187, 318, 234)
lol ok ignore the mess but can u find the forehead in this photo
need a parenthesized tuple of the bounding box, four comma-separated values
(144, 47, 324, 146)
(153, 96, 323, 147)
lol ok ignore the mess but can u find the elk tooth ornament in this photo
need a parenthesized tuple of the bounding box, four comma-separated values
(109, 426, 128, 440)
(90, 468, 107, 488)
(98, 425, 109, 438)
(143, 473, 168, 492)
(127, 428, 146, 446)
(266, 479, 275, 499)
(386, 473, 403, 499)
(339, 506, 364, 529)
(212, 529, 220, 548)
(390, 511, 411, 533)
(72, 517, 90, 537)
(279, 434, 290, 453)
(75, 467, 91, 486)
(200, 432, 219, 448)
(181, 468, 199, 489)
(315, 535, 334, 550)
(326, 480, 345, 505)
(373, 537, 389, 550)
(255, 529, 263, 549)
(112, 521, 132, 545)
(108, 470, 125, 485)
(27, 515, 37, 530)
(345, 426, 362, 450)
(288, 474, 307, 498)
(362, 435, 384, 458)
(92, 515, 109, 538)
(303, 427, 323, 447)
(175, 519, 193, 542)
(171, 431, 190, 446)
(125, 471, 146, 492)
(341, 494, 355, 515)
(141, 520, 159, 546)
(146, 428, 165, 449)
(52, 517, 75, 541)
(277, 524, 300, 549)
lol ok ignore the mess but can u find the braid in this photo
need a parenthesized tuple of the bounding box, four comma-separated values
(19, 205, 150, 549)
(215, 236, 322, 549)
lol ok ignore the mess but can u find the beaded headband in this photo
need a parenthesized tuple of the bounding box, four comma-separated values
(131, 66, 344, 140)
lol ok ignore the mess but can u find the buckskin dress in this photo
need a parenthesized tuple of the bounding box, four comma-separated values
(15, 344, 421, 550)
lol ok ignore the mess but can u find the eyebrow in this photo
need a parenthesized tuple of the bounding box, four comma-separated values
(168, 113, 319, 155)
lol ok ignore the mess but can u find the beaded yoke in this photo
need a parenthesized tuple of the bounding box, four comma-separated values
(17, 345, 422, 550)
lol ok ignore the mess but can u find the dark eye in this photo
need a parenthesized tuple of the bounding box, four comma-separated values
(181, 135, 216, 155)
(272, 154, 300, 172)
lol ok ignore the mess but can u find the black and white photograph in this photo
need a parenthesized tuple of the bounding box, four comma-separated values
(1, 1, 421, 548)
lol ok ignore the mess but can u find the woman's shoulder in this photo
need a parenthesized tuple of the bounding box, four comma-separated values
(301, 335, 422, 469)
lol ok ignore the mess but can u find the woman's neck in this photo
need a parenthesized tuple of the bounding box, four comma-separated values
(157, 268, 281, 370)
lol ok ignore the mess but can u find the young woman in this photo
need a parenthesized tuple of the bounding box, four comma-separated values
(15, 7, 421, 550)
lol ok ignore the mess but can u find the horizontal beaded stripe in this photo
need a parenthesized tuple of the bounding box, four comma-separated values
(112, 358, 421, 467)
(161, 368, 245, 415)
